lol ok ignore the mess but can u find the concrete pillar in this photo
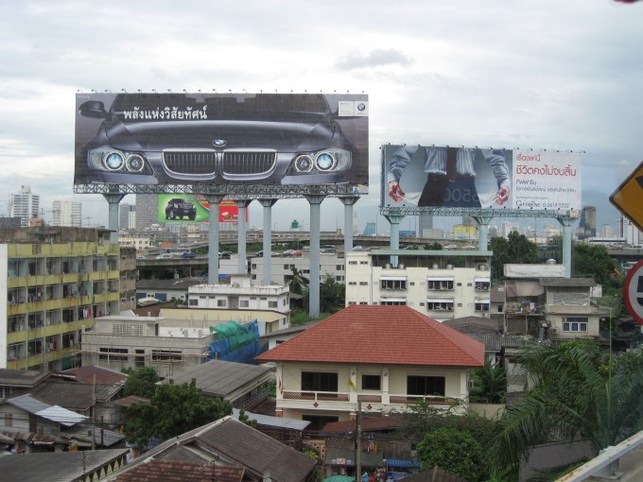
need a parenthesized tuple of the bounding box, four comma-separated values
(236, 199, 252, 274)
(557, 215, 578, 278)
(102, 192, 125, 244)
(305, 194, 325, 318)
(205, 194, 225, 283)
(258, 199, 278, 285)
(471, 215, 494, 251)
(384, 210, 405, 268)
(339, 196, 360, 254)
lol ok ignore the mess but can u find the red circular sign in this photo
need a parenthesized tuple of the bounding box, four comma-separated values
(623, 260, 643, 325)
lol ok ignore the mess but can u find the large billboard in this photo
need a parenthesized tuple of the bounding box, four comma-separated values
(75, 93, 369, 191)
(381, 145, 581, 211)
(157, 195, 244, 224)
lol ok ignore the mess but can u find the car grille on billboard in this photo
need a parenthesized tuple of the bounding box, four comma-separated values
(222, 151, 276, 176)
(163, 151, 217, 175)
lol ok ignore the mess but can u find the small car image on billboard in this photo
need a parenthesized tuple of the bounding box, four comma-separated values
(74, 93, 368, 188)
(164, 198, 197, 220)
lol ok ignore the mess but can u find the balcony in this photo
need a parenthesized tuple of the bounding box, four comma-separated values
(279, 389, 465, 413)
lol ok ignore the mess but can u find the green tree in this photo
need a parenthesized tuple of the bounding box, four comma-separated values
(319, 273, 345, 314)
(490, 341, 643, 471)
(417, 427, 485, 481)
(571, 242, 616, 286)
(424, 241, 443, 250)
(489, 232, 540, 281)
(122, 367, 160, 398)
(469, 361, 507, 403)
(125, 379, 232, 449)
(288, 267, 308, 296)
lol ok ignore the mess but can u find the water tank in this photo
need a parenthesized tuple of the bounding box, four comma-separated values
(545, 258, 557, 265)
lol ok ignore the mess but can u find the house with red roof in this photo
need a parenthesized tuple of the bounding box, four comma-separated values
(256, 305, 484, 429)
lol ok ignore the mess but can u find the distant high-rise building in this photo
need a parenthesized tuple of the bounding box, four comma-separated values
(501, 221, 519, 238)
(10, 186, 40, 227)
(120, 204, 136, 230)
(578, 206, 597, 239)
(618, 215, 641, 246)
(601, 224, 614, 238)
(418, 214, 434, 238)
(52, 200, 82, 227)
(135, 194, 158, 231)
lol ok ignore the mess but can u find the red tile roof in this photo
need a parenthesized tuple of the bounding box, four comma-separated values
(257, 305, 484, 367)
(60, 365, 127, 385)
(114, 460, 244, 482)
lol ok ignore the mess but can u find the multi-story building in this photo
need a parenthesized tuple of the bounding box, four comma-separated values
(257, 305, 484, 427)
(187, 275, 290, 333)
(344, 249, 492, 322)
(1, 226, 121, 370)
(118, 234, 152, 251)
(578, 206, 597, 239)
(81, 314, 213, 377)
(10, 186, 40, 228)
(618, 214, 641, 246)
(52, 200, 82, 227)
(249, 252, 345, 285)
(119, 203, 136, 231)
(500, 264, 606, 339)
(119, 246, 137, 311)
(134, 194, 158, 232)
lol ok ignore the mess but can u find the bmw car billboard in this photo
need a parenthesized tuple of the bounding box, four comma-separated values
(74, 92, 369, 191)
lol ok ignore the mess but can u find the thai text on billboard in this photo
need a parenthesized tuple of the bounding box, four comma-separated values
(157, 195, 245, 224)
(75, 92, 368, 191)
(381, 145, 581, 211)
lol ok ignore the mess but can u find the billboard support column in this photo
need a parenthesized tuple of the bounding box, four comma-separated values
(339, 196, 360, 253)
(384, 209, 405, 268)
(103, 191, 125, 244)
(306, 194, 326, 318)
(236, 200, 252, 275)
(258, 199, 278, 285)
(471, 215, 493, 251)
(557, 215, 578, 278)
(206, 194, 225, 284)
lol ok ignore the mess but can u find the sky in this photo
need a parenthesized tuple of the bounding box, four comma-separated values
(1, 0, 642, 235)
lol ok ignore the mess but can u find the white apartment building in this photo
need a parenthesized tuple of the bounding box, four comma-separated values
(52, 200, 82, 227)
(248, 252, 345, 285)
(118, 235, 152, 251)
(344, 249, 492, 322)
(187, 274, 291, 322)
(10, 186, 40, 228)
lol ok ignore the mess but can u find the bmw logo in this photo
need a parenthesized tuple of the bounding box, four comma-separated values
(356, 102, 366, 112)
(212, 139, 227, 148)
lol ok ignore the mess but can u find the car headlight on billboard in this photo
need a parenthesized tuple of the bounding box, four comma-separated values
(290, 148, 351, 175)
(88, 147, 152, 174)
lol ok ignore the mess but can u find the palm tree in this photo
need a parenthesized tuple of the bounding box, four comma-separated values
(491, 340, 643, 470)
(469, 361, 507, 403)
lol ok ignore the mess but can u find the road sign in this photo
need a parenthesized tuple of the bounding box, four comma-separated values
(624, 260, 643, 325)
(610, 161, 643, 232)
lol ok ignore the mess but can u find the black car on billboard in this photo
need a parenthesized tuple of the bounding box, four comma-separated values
(165, 197, 197, 220)
(75, 93, 366, 186)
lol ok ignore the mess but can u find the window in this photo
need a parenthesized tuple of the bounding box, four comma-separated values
(563, 317, 588, 332)
(427, 280, 453, 290)
(4, 413, 12, 427)
(426, 301, 454, 311)
(349, 260, 358, 265)
(269, 301, 278, 308)
(359, 281, 368, 285)
(407, 376, 445, 396)
(381, 279, 407, 290)
(475, 281, 490, 291)
(301, 372, 338, 392)
(152, 350, 183, 362)
(475, 302, 490, 312)
(240, 300, 249, 308)
(362, 374, 381, 391)
(381, 300, 406, 306)
(99, 347, 129, 361)
(217, 299, 227, 307)
(189, 299, 198, 306)
(348, 281, 357, 285)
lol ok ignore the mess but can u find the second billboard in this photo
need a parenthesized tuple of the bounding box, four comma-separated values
(381, 145, 581, 211)
(157, 195, 244, 224)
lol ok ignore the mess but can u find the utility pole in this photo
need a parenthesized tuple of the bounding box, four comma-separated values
(355, 400, 362, 480)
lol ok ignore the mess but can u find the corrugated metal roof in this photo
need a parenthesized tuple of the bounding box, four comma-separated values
(35, 405, 86, 426)
(232, 408, 310, 431)
(5, 394, 49, 414)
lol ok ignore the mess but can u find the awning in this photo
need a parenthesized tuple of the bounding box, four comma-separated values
(474, 277, 491, 283)
(380, 298, 407, 302)
(427, 277, 454, 281)
(383, 458, 420, 469)
(380, 276, 407, 281)
(426, 299, 454, 303)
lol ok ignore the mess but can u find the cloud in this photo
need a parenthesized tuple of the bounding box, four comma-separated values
(336, 49, 412, 70)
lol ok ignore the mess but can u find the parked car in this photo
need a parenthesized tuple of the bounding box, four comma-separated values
(76, 93, 359, 186)
(165, 198, 197, 220)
